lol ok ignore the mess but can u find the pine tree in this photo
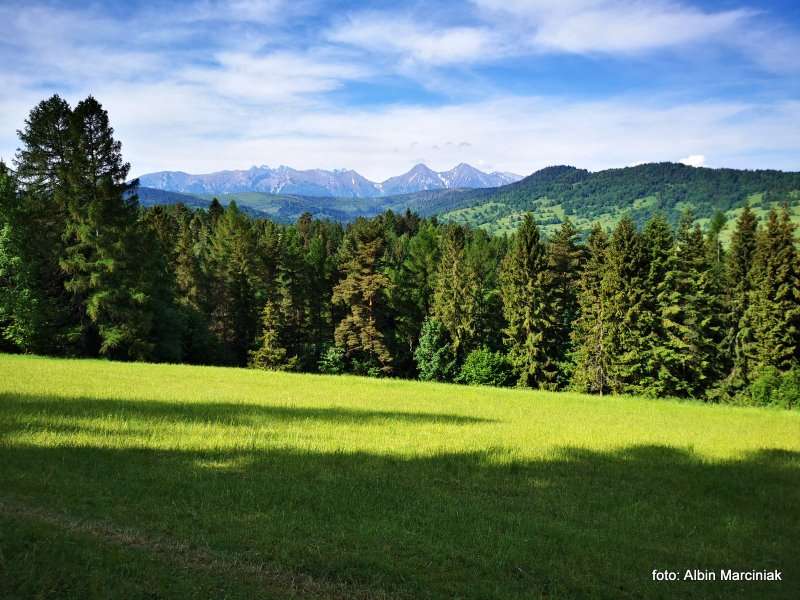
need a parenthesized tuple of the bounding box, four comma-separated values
(745, 206, 800, 371)
(725, 205, 759, 384)
(332, 218, 394, 374)
(500, 214, 557, 388)
(571, 225, 610, 393)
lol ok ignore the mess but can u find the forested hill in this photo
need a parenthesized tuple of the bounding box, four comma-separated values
(136, 162, 800, 238)
(434, 162, 800, 237)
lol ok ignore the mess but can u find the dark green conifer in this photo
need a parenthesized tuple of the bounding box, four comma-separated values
(603, 216, 651, 393)
(745, 206, 800, 371)
(548, 218, 583, 382)
(500, 214, 557, 388)
(571, 225, 610, 394)
(725, 206, 759, 384)
(432, 224, 480, 359)
(59, 97, 157, 359)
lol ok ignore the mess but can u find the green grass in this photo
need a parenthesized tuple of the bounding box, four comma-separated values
(1, 354, 798, 599)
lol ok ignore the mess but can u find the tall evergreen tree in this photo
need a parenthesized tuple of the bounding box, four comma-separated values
(641, 213, 677, 396)
(332, 218, 394, 373)
(59, 97, 159, 359)
(386, 221, 441, 375)
(500, 214, 557, 388)
(276, 227, 311, 369)
(206, 202, 259, 365)
(9, 96, 76, 353)
(432, 224, 481, 360)
(653, 214, 722, 397)
(725, 205, 759, 384)
(603, 216, 652, 394)
(548, 218, 584, 383)
(302, 223, 338, 367)
(745, 206, 800, 371)
(571, 225, 610, 394)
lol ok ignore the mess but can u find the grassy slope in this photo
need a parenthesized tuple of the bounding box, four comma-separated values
(1, 354, 798, 599)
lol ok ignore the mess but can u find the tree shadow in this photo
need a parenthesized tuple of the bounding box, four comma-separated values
(1, 393, 798, 599)
(0, 392, 495, 432)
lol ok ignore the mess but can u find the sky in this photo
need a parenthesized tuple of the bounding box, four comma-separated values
(1, 0, 799, 180)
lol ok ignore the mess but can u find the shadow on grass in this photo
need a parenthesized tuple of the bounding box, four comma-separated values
(0, 392, 495, 427)
(0, 392, 798, 599)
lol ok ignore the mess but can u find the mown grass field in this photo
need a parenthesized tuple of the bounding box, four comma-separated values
(1, 354, 798, 599)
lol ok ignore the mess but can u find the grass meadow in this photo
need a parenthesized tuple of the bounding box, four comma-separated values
(1, 354, 798, 599)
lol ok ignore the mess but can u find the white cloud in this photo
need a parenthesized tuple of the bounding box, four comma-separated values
(180, 51, 371, 103)
(679, 154, 706, 167)
(473, 0, 752, 54)
(327, 14, 497, 66)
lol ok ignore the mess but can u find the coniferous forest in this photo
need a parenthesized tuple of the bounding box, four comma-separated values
(2, 96, 799, 407)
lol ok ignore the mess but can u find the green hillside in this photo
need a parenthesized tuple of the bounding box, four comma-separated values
(2, 354, 799, 599)
(436, 163, 800, 237)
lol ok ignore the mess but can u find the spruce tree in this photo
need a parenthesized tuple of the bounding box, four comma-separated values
(745, 206, 800, 371)
(59, 97, 158, 359)
(603, 216, 652, 394)
(499, 214, 557, 388)
(654, 214, 722, 397)
(725, 205, 759, 384)
(640, 213, 676, 396)
(10, 96, 77, 353)
(432, 224, 481, 360)
(548, 218, 583, 382)
(332, 218, 394, 374)
(571, 225, 610, 393)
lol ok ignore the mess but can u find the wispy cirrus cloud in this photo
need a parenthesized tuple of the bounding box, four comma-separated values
(327, 14, 498, 66)
(473, 0, 753, 55)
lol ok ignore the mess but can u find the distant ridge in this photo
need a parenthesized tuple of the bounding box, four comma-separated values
(135, 162, 800, 236)
(137, 163, 522, 198)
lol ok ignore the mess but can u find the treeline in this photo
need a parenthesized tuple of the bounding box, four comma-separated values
(1, 96, 799, 407)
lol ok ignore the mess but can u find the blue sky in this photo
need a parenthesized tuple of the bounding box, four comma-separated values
(1, 0, 799, 179)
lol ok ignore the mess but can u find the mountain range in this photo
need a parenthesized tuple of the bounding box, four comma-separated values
(137, 163, 522, 198)
(135, 162, 800, 240)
